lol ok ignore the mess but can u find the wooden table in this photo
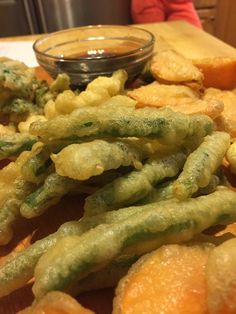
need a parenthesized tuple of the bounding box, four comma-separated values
(0, 20, 236, 314)
(2, 20, 236, 59)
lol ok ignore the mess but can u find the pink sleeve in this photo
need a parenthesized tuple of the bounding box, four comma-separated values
(131, 0, 166, 23)
(164, 0, 202, 28)
(131, 0, 202, 29)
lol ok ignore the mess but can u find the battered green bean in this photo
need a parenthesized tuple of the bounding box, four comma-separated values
(20, 173, 82, 218)
(0, 133, 37, 160)
(32, 188, 236, 299)
(84, 151, 186, 215)
(0, 177, 35, 245)
(21, 141, 73, 184)
(138, 174, 220, 205)
(173, 131, 230, 200)
(72, 254, 140, 294)
(51, 138, 155, 181)
(0, 204, 147, 297)
(30, 106, 213, 145)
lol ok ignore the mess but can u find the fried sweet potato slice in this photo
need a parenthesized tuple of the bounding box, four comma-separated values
(206, 238, 236, 314)
(150, 49, 203, 83)
(113, 243, 214, 314)
(166, 99, 224, 119)
(18, 291, 94, 314)
(128, 81, 199, 107)
(193, 57, 236, 90)
(203, 88, 236, 137)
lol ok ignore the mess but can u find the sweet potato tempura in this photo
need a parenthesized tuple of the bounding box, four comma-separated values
(128, 81, 199, 107)
(150, 49, 203, 83)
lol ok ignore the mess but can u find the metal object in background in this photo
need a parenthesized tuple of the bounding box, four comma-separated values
(0, 0, 131, 37)
(34, 0, 132, 33)
(0, 0, 38, 37)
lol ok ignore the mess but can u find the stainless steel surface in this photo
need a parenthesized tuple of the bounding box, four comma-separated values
(34, 0, 132, 33)
(0, 0, 38, 37)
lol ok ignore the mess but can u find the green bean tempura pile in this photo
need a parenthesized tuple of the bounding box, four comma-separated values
(0, 58, 235, 306)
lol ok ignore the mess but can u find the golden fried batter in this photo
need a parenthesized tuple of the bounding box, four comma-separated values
(17, 291, 94, 314)
(166, 99, 224, 119)
(203, 88, 236, 137)
(128, 81, 199, 107)
(150, 49, 203, 83)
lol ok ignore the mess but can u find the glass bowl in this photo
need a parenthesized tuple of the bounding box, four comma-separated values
(33, 25, 155, 86)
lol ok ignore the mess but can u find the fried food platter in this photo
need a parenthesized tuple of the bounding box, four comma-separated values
(1, 26, 236, 314)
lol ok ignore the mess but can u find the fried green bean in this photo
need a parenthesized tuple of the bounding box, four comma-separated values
(21, 141, 72, 184)
(51, 138, 155, 181)
(20, 173, 82, 218)
(84, 151, 186, 215)
(0, 58, 35, 100)
(30, 105, 213, 145)
(0, 177, 35, 245)
(0, 132, 37, 160)
(32, 188, 236, 299)
(0, 204, 147, 297)
(138, 174, 220, 205)
(72, 254, 140, 294)
(173, 131, 230, 200)
(2, 98, 40, 120)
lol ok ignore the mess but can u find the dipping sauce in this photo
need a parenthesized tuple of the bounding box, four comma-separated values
(64, 41, 145, 59)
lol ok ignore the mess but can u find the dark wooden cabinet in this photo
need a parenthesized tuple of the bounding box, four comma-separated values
(193, 0, 217, 35)
(194, 0, 236, 48)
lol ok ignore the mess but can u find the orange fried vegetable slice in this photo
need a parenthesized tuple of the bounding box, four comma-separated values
(206, 238, 236, 314)
(156, 98, 223, 119)
(193, 57, 236, 90)
(113, 243, 214, 314)
(18, 291, 94, 314)
(203, 88, 236, 137)
(150, 49, 203, 83)
(128, 81, 199, 107)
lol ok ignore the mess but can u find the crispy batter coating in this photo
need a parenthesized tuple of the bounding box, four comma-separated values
(51, 138, 153, 181)
(113, 243, 213, 314)
(173, 132, 230, 200)
(128, 81, 199, 107)
(203, 88, 236, 137)
(30, 104, 214, 146)
(165, 99, 224, 119)
(206, 238, 236, 314)
(32, 189, 236, 299)
(44, 70, 127, 118)
(226, 141, 236, 174)
(0, 151, 36, 244)
(150, 49, 203, 83)
(18, 291, 94, 314)
(84, 151, 186, 215)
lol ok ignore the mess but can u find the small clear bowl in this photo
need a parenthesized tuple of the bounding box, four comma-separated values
(33, 25, 155, 86)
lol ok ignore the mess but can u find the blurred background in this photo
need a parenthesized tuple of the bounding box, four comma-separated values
(0, 0, 235, 47)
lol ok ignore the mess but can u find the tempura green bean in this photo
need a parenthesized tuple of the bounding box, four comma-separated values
(138, 174, 220, 205)
(20, 173, 82, 218)
(0, 177, 35, 245)
(0, 133, 37, 160)
(21, 141, 72, 184)
(84, 151, 186, 215)
(173, 131, 230, 200)
(33, 188, 236, 299)
(51, 138, 155, 181)
(0, 204, 147, 297)
(30, 106, 213, 145)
